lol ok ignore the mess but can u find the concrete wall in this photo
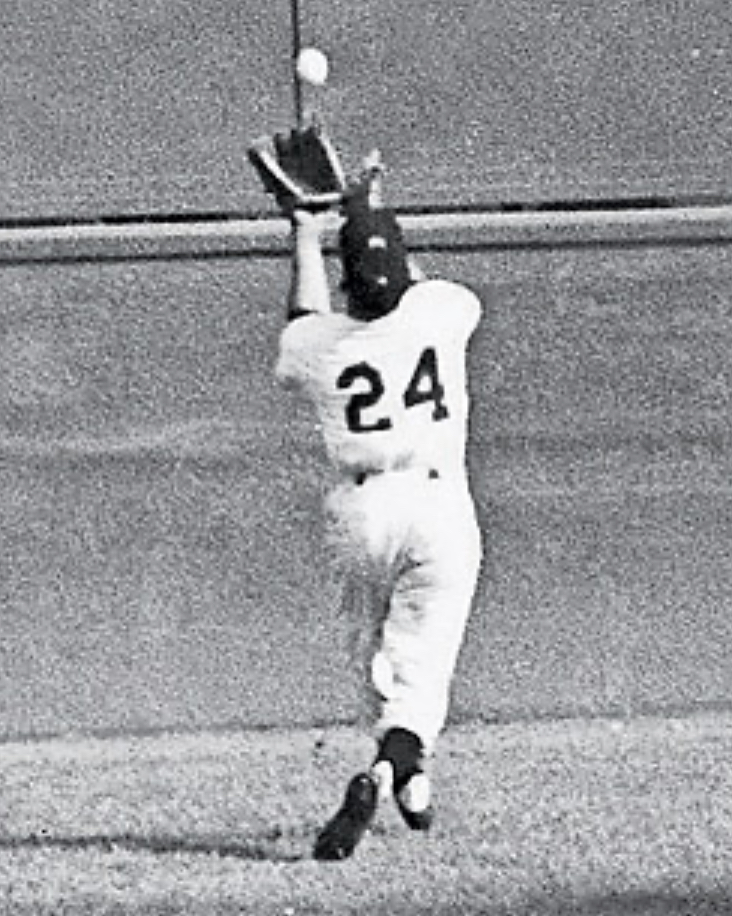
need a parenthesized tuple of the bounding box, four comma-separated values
(2, 1, 732, 738)
(0, 0, 730, 217)
(3, 212, 732, 738)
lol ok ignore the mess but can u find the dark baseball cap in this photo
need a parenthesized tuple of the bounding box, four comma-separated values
(339, 196, 413, 321)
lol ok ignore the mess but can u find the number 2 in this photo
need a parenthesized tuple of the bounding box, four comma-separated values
(336, 347, 449, 433)
(336, 362, 392, 433)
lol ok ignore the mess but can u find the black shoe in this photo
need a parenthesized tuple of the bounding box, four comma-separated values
(313, 773, 379, 861)
(395, 773, 434, 832)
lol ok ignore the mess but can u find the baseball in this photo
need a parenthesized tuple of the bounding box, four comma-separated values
(296, 47, 329, 86)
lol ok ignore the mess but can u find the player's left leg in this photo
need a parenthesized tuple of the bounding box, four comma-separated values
(313, 770, 381, 861)
(313, 551, 393, 860)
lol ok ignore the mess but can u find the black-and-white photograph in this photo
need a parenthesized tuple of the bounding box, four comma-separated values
(1, 1, 731, 912)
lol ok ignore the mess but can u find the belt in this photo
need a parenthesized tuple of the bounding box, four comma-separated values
(353, 467, 440, 486)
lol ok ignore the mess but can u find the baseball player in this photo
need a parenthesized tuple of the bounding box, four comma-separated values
(252, 131, 482, 860)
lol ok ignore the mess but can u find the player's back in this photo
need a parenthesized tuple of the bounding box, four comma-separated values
(277, 279, 481, 479)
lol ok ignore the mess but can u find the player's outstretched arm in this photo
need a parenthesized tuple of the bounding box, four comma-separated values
(348, 151, 426, 283)
(287, 210, 333, 320)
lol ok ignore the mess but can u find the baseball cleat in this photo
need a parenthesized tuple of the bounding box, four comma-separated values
(313, 772, 380, 861)
(395, 772, 434, 832)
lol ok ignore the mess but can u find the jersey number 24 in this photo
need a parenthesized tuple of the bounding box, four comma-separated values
(336, 346, 449, 433)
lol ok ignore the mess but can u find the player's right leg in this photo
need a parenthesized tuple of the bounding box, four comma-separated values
(373, 726, 434, 831)
(366, 479, 482, 831)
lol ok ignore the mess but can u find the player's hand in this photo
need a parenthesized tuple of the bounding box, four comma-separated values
(290, 208, 325, 238)
(343, 149, 386, 210)
(290, 208, 338, 242)
(248, 125, 346, 216)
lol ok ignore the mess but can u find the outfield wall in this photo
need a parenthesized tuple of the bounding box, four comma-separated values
(0, 0, 730, 218)
(3, 0, 732, 741)
(2, 209, 732, 739)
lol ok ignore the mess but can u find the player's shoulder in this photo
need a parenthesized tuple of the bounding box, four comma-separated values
(280, 311, 356, 351)
(402, 278, 480, 306)
(397, 279, 482, 329)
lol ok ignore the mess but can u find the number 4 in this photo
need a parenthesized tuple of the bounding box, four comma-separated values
(404, 347, 449, 420)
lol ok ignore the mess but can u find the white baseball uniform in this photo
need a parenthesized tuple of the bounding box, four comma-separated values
(276, 279, 482, 751)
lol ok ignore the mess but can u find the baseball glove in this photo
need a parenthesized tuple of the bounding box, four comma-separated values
(248, 125, 347, 214)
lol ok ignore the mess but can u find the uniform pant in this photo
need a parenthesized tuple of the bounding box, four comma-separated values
(324, 467, 482, 753)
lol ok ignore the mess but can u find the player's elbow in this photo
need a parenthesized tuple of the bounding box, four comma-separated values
(278, 375, 297, 391)
(274, 365, 299, 390)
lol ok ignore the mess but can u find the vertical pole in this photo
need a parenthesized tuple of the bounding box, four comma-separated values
(290, 0, 304, 128)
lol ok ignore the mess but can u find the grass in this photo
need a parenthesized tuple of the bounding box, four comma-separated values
(1, 712, 732, 914)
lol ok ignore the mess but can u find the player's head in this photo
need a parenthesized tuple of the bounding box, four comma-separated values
(339, 193, 413, 322)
